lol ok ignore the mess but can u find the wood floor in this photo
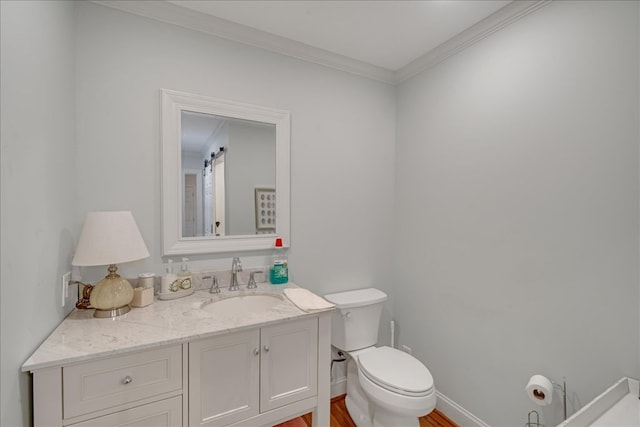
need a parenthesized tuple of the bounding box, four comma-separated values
(275, 395, 458, 427)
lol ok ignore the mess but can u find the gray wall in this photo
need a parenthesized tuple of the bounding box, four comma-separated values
(73, 2, 397, 288)
(226, 122, 276, 235)
(0, 1, 78, 426)
(394, 1, 639, 425)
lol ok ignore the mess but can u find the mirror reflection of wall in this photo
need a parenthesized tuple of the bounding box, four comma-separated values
(180, 110, 276, 238)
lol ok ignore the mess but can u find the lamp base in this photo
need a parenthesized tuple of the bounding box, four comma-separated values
(89, 264, 135, 318)
(94, 304, 131, 318)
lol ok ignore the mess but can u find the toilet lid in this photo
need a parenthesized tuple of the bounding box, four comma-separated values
(358, 346, 434, 396)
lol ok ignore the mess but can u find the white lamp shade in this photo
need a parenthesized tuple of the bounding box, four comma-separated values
(72, 211, 150, 266)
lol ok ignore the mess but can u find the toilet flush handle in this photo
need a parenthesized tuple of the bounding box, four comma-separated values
(343, 311, 351, 319)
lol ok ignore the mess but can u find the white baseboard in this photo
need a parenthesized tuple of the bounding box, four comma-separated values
(331, 377, 347, 398)
(436, 391, 490, 427)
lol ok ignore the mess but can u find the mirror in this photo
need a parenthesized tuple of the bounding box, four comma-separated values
(180, 111, 276, 237)
(161, 89, 290, 255)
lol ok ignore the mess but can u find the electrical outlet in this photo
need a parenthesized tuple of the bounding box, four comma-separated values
(402, 345, 412, 355)
(61, 271, 71, 307)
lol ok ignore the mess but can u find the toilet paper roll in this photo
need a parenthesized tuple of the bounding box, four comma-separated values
(525, 375, 553, 406)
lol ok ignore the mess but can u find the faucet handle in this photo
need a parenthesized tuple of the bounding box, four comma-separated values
(247, 271, 263, 289)
(234, 257, 243, 272)
(203, 275, 220, 294)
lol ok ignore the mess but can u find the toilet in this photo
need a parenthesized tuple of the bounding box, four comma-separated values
(324, 288, 436, 427)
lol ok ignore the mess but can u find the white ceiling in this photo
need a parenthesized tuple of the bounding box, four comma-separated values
(95, 0, 549, 83)
(167, 0, 510, 71)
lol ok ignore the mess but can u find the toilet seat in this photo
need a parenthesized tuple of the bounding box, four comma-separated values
(357, 346, 434, 398)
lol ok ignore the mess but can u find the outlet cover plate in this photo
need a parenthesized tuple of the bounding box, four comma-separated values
(61, 271, 71, 306)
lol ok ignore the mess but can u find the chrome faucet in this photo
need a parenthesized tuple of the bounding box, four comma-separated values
(203, 275, 219, 294)
(229, 257, 243, 291)
(247, 270, 263, 289)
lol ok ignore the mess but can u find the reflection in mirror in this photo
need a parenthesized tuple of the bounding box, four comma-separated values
(180, 111, 276, 238)
(161, 89, 290, 255)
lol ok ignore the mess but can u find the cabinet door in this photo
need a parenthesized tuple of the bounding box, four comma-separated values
(189, 330, 260, 426)
(260, 317, 318, 412)
(70, 396, 182, 427)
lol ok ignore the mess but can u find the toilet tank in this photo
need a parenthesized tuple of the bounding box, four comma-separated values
(324, 288, 387, 351)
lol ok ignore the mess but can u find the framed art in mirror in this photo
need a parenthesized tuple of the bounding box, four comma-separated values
(254, 187, 276, 233)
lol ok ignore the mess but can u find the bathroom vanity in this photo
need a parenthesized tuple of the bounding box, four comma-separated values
(22, 284, 332, 427)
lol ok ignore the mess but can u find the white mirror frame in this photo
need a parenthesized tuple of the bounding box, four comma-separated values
(161, 89, 290, 255)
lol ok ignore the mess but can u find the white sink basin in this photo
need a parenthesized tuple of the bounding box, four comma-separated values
(199, 294, 284, 316)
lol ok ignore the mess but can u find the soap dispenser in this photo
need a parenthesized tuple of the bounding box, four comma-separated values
(176, 257, 192, 291)
(160, 259, 177, 295)
(159, 258, 195, 300)
(269, 238, 288, 285)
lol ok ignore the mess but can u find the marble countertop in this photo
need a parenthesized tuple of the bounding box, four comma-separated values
(23, 282, 331, 372)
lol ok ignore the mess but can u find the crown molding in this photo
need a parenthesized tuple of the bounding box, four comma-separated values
(91, 0, 396, 83)
(91, 0, 550, 86)
(394, 0, 551, 84)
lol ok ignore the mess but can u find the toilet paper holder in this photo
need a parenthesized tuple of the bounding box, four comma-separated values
(525, 410, 543, 427)
(554, 379, 567, 421)
(551, 377, 567, 420)
(526, 376, 568, 421)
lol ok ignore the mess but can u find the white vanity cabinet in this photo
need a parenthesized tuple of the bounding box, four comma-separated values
(189, 317, 318, 427)
(25, 286, 332, 427)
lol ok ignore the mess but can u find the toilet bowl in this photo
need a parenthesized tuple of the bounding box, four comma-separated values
(349, 346, 436, 427)
(324, 288, 436, 427)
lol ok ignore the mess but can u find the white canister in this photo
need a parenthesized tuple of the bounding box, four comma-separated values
(138, 273, 155, 289)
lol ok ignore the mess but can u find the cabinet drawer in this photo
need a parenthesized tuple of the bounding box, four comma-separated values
(63, 345, 182, 419)
(69, 396, 182, 427)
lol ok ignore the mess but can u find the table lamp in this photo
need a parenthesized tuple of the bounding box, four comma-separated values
(72, 211, 150, 318)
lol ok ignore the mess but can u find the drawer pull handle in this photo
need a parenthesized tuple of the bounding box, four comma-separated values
(122, 376, 133, 385)
(263, 345, 270, 352)
(253, 348, 260, 356)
